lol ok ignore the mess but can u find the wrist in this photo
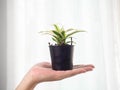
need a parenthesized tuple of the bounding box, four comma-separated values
(16, 74, 37, 90)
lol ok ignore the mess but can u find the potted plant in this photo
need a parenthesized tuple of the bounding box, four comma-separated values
(40, 24, 85, 70)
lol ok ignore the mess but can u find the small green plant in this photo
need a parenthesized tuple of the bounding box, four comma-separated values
(40, 24, 85, 46)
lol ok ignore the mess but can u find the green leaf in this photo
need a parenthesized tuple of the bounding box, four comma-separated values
(52, 30, 62, 38)
(66, 31, 81, 38)
(53, 35, 61, 42)
(66, 28, 75, 32)
(61, 30, 66, 38)
(66, 29, 86, 32)
(39, 24, 86, 46)
(66, 41, 76, 44)
(39, 30, 54, 36)
(52, 38, 58, 44)
(61, 27, 64, 31)
(53, 24, 60, 32)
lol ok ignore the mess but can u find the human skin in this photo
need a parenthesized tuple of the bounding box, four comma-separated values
(16, 62, 94, 90)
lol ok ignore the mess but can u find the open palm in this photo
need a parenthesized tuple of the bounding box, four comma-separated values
(29, 62, 94, 84)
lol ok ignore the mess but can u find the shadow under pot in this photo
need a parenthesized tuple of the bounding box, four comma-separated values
(49, 45, 74, 70)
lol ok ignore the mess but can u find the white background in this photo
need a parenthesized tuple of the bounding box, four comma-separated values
(0, 0, 120, 90)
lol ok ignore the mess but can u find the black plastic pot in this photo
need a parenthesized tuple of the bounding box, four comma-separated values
(49, 45, 74, 70)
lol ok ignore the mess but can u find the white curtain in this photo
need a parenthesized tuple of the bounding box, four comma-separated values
(7, 0, 120, 90)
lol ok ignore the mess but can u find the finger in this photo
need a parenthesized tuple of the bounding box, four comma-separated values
(56, 68, 87, 79)
(62, 66, 94, 78)
(73, 64, 95, 69)
(73, 65, 86, 69)
(84, 64, 95, 68)
(82, 66, 94, 71)
(51, 66, 95, 81)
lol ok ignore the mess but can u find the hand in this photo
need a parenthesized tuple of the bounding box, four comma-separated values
(16, 62, 94, 90)
(30, 62, 94, 83)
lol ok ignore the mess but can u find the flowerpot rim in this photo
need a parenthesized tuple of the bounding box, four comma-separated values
(49, 44, 74, 47)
